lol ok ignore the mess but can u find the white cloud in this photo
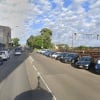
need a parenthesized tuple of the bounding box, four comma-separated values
(0, 0, 100, 46)
(73, 0, 87, 3)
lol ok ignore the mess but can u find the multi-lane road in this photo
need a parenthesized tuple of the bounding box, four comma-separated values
(0, 50, 100, 100)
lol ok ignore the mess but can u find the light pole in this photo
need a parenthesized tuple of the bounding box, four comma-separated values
(97, 34, 99, 40)
(72, 33, 77, 49)
(41, 36, 43, 49)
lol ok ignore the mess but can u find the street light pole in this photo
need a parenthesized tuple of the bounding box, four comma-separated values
(72, 33, 77, 49)
(97, 34, 99, 40)
(41, 36, 43, 49)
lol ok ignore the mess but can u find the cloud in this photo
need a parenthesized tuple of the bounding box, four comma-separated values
(0, 0, 100, 46)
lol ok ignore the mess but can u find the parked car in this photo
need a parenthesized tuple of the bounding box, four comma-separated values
(39, 49, 49, 54)
(44, 50, 55, 57)
(75, 56, 93, 69)
(51, 52, 61, 59)
(0, 57, 3, 65)
(95, 58, 100, 74)
(56, 52, 68, 60)
(61, 53, 79, 64)
(0, 50, 10, 60)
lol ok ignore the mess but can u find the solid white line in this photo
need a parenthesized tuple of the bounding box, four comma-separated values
(37, 72, 52, 93)
(33, 65, 38, 71)
(36, 71, 57, 100)
(30, 55, 57, 100)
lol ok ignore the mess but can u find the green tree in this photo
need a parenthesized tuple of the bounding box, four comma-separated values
(12, 38, 20, 47)
(77, 45, 88, 50)
(27, 35, 43, 49)
(32, 35, 42, 48)
(26, 28, 53, 49)
(40, 28, 52, 49)
(27, 35, 34, 47)
(57, 44, 69, 51)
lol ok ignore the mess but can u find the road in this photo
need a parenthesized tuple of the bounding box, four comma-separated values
(31, 52, 100, 100)
(0, 51, 33, 100)
(0, 50, 100, 100)
(0, 50, 53, 100)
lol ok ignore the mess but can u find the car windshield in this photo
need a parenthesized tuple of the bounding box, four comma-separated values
(68, 54, 77, 57)
(80, 57, 91, 61)
(0, 52, 5, 55)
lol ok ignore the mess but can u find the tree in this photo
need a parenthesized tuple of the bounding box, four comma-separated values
(26, 28, 53, 49)
(27, 35, 34, 47)
(12, 38, 20, 47)
(57, 44, 69, 51)
(40, 28, 52, 48)
(77, 45, 88, 50)
(40, 28, 52, 36)
(27, 35, 42, 49)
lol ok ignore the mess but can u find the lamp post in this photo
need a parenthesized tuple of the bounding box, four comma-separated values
(41, 36, 43, 49)
(41, 34, 44, 49)
(72, 33, 77, 49)
(97, 34, 99, 40)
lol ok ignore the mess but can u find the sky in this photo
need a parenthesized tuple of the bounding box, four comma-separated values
(0, 0, 100, 47)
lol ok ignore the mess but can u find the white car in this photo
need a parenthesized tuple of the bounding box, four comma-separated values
(51, 52, 61, 59)
(0, 50, 10, 60)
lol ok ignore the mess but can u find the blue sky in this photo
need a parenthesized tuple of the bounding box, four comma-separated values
(0, 0, 100, 46)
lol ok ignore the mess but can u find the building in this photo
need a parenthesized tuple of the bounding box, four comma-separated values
(0, 25, 11, 48)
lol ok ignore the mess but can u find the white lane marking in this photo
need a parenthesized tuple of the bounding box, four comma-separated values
(38, 72, 57, 100)
(33, 65, 38, 71)
(30, 56, 34, 62)
(30, 56, 57, 100)
(37, 72, 52, 93)
(33, 66, 57, 100)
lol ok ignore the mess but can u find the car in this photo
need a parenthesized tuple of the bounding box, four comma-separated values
(56, 52, 68, 61)
(14, 48, 22, 55)
(0, 57, 3, 65)
(39, 49, 49, 54)
(51, 52, 61, 59)
(75, 56, 93, 69)
(61, 53, 79, 64)
(95, 58, 100, 74)
(0, 50, 10, 60)
(43, 50, 55, 57)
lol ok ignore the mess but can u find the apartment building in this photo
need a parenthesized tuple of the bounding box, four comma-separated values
(0, 25, 11, 48)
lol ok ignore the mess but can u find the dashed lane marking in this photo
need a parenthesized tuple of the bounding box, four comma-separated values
(30, 56, 57, 100)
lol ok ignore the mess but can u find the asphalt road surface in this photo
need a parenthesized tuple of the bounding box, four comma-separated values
(0, 50, 53, 100)
(31, 52, 100, 100)
(1, 50, 100, 100)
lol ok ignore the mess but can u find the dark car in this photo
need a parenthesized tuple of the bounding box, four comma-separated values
(61, 53, 79, 64)
(75, 56, 93, 69)
(56, 52, 68, 60)
(0, 57, 3, 65)
(95, 58, 100, 74)
(43, 50, 55, 57)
